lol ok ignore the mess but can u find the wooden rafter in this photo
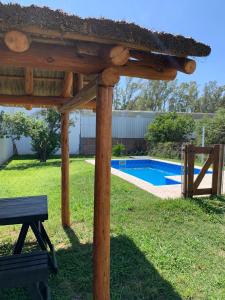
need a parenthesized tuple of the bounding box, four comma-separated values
(24, 67, 33, 95)
(116, 60, 177, 80)
(59, 79, 97, 113)
(130, 50, 196, 74)
(0, 95, 96, 109)
(62, 72, 73, 98)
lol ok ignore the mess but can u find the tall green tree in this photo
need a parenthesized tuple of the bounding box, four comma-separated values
(197, 108, 225, 145)
(199, 81, 225, 113)
(133, 80, 177, 111)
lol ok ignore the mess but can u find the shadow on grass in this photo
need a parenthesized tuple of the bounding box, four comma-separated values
(191, 195, 225, 215)
(0, 227, 182, 299)
(0, 157, 91, 171)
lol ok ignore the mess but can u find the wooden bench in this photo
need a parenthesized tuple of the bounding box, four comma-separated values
(0, 251, 50, 299)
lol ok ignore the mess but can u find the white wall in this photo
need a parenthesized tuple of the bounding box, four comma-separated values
(0, 106, 214, 156)
(0, 138, 13, 164)
(15, 111, 81, 155)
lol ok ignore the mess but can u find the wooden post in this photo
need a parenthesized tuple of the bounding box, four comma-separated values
(218, 145, 225, 195)
(93, 84, 113, 300)
(61, 112, 70, 227)
(212, 144, 220, 195)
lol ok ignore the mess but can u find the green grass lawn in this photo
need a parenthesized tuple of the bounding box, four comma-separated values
(0, 157, 225, 299)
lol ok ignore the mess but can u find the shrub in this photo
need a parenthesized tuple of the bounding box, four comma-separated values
(145, 112, 195, 159)
(145, 112, 195, 144)
(112, 143, 125, 157)
(28, 109, 61, 162)
(196, 108, 225, 145)
(148, 142, 183, 159)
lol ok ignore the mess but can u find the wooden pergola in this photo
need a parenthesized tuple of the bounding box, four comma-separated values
(0, 3, 211, 299)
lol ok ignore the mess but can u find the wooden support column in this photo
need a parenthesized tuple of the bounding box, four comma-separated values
(93, 78, 115, 299)
(61, 112, 70, 227)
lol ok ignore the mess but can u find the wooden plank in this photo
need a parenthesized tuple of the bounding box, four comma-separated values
(193, 152, 214, 192)
(0, 42, 120, 74)
(187, 144, 195, 197)
(93, 85, 113, 300)
(130, 50, 196, 74)
(191, 146, 213, 154)
(116, 60, 177, 80)
(212, 144, 220, 195)
(61, 112, 70, 227)
(193, 188, 213, 196)
(0, 196, 48, 225)
(62, 71, 73, 97)
(59, 79, 97, 113)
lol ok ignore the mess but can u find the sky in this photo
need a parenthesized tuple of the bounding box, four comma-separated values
(2, 0, 225, 89)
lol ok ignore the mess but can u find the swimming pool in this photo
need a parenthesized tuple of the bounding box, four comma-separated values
(111, 159, 204, 186)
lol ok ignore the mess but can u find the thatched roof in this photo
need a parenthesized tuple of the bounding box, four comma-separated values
(0, 3, 210, 57)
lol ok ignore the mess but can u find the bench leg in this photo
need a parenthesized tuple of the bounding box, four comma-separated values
(27, 283, 44, 300)
(30, 223, 58, 274)
(39, 282, 51, 300)
(13, 224, 29, 254)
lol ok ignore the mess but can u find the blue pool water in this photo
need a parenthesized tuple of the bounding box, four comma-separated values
(111, 159, 206, 186)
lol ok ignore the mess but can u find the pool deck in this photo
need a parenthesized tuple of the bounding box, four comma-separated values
(86, 158, 225, 199)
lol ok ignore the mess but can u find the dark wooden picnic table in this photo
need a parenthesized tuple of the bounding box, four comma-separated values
(0, 195, 57, 273)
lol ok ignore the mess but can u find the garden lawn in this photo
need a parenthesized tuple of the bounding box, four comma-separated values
(0, 157, 225, 299)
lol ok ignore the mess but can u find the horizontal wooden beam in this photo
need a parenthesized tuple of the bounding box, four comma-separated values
(59, 79, 97, 113)
(0, 94, 96, 109)
(116, 60, 177, 80)
(0, 42, 126, 74)
(130, 50, 196, 74)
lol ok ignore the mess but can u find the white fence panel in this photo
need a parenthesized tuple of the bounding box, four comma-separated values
(0, 138, 13, 164)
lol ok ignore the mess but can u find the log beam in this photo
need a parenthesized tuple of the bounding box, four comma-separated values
(93, 84, 113, 300)
(0, 95, 96, 109)
(61, 112, 70, 227)
(116, 60, 177, 80)
(0, 41, 127, 74)
(59, 79, 97, 113)
(130, 50, 196, 74)
(4, 30, 30, 53)
(74, 73, 84, 95)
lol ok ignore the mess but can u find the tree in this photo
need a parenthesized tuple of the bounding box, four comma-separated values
(134, 80, 177, 111)
(0, 112, 30, 155)
(113, 78, 142, 109)
(28, 109, 62, 162)
(170, 81, 199, 112)
(197, 108, 225, 145)
(199, 81, 225, 113)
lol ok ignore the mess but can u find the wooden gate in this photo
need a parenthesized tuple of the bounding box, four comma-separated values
(182, 144, 224, 198)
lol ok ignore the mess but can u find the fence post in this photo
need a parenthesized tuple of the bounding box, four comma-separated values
(212, 144, 220, 195)
(217, 144, 224, 195)
(187, 144, 195, 197)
